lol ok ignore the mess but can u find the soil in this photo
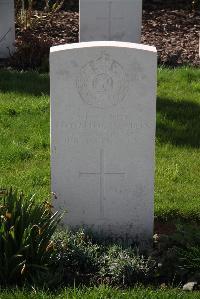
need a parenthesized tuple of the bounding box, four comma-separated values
(14, 5, 200, 68)
(142, 8, 200, 66)
(154, 221, 177, 235)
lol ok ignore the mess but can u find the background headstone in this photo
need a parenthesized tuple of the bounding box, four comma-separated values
(79, 0, 142, 43)
(0, 0, 15, 58)
(50, 41, 157, 245)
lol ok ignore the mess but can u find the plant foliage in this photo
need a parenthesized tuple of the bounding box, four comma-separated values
(99, 245, 157, 286)
(0, 188, 62, 285)
(52, 229, 101, 281)
(51, 231, 157, 286)
(154, 223, 200, 282)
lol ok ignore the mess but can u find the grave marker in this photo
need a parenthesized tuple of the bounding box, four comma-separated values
(79, 0, 142, 43)
(0, 0, 15, 58)
(50, 41, 157, 245)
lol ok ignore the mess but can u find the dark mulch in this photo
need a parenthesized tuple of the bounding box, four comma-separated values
(13, 6, 200, 69)
(16, 11, 79, 45)
(142, 9, 200, 66)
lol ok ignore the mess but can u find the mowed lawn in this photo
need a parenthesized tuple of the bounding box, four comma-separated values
(0, 68, 199, 221)
(0, 286, 200, 299)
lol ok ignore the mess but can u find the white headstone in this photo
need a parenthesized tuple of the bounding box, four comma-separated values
(79, 0, 142, 43)
(0, 0, 15, 58)
(50, 41, 157, 245)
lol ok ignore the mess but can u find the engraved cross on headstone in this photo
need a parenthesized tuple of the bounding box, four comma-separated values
(79, 149, 125, 217)
(0, 28, 11, 44)
(96, 1, 124, 39)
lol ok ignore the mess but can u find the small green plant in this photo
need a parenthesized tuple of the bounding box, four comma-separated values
(99, 245, 156, 286)
(52, 229, 101, 280)
(44, 0, 65, 12)
(0, 188, 62, 285)
(174, 225, 200, 279)
(15, 0, 66, 30)
(178, 246, 200, 273)
(154, 223, 200, 282)
(16, 0, 35, 29)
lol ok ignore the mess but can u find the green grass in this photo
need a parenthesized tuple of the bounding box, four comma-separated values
(0, 286, 200, 299)
(0, 67, 200, 221)
(155, 67, 200, 220)
(0, 71, 50, 198)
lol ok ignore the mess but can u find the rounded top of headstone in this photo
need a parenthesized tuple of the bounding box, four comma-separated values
(50, 41, 157, 54)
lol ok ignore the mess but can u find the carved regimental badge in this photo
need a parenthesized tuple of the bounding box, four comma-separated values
(76, 53, 129, 109)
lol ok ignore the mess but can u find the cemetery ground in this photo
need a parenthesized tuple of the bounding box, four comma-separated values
(0, 66, 200, 298)
(0, 2, 200, 296)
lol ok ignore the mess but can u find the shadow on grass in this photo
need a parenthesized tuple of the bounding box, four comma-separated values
(0, 70, 49, 96)
(156, 96, 200, 148)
